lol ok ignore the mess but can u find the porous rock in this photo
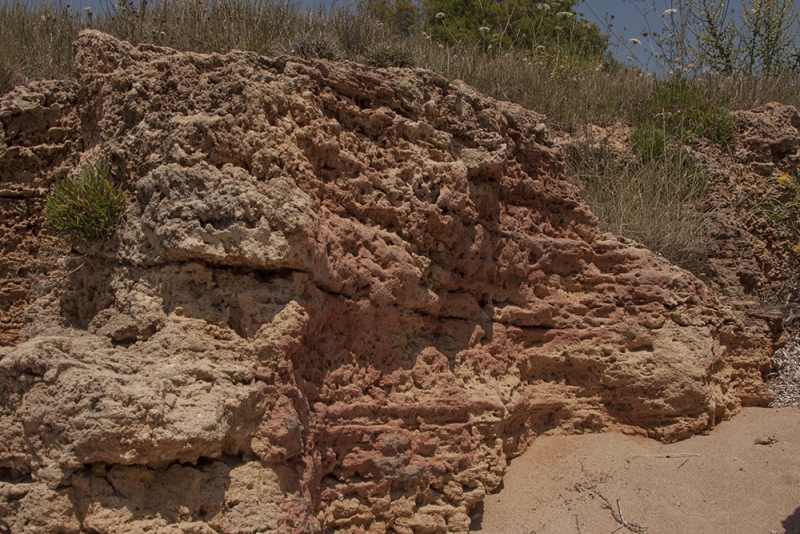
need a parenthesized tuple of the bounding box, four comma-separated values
(0, 31, 776, 533)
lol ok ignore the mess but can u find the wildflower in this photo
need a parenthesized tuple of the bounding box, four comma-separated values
(629, 38, 641, 45)
(84, 6, 92, 14)
(778, 173, 790, 185)
(435, 12, 445, 19)
(558, 11, 573, 17)
(479, 26, 490, 33)
(662, 8, 677, 16)
(537, 3, 550, 10)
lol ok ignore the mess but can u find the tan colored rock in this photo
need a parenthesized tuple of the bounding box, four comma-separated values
(0, 31, 777, 533)
(0, 80, 81, 347)
(734, 101, 800, 168)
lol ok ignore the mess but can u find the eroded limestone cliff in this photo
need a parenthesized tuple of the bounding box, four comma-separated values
(0, 31, 777, 533)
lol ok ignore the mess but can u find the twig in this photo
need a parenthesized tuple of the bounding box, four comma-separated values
(677, 457, 691, 469)
(631, 453, 699, 459)
(600, 494, 648, 533)
(35, 260, 86, 292)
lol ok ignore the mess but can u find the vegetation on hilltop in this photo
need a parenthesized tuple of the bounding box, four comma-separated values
(3, 0, 800, 272)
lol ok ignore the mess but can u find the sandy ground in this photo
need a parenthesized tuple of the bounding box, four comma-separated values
(473, 407, 800, 534)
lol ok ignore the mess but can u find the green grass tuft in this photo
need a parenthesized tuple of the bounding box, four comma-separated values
(45, 162, 126, 244)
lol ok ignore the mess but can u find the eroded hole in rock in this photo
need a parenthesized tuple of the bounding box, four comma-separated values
(0, 467, 30, 483)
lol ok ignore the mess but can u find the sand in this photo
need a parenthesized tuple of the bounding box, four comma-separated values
(474, 407, 800, 534)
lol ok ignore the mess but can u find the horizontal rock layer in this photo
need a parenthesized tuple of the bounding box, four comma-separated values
(0, 31, 777, 533)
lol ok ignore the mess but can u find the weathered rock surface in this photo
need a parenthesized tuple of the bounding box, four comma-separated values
(0, 80, 81, 347)
(0, 31, 778, 533)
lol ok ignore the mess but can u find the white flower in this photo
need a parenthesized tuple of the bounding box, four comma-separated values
(662, 8, 677, 16)
(629, 38, 641, 45)
(537, 3, 550, 10)
(558, 11, 574, 17)
(435, 12, 445, 19)
(84, 6, 92, 14)
(479, 26, 490, 32)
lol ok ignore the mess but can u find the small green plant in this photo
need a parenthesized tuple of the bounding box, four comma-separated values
(45, 161, 126, 244)
(629, 121, 669, 160)
(631, 78, 737, 153)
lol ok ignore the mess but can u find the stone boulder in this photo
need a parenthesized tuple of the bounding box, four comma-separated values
(0, 31, 776, 533)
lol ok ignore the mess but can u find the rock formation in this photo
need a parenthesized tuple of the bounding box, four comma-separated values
(0, 31, 778, 533)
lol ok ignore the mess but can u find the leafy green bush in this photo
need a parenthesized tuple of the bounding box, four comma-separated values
(45, 161, 126, 244)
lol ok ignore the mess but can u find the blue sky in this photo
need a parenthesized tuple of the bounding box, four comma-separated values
(580, 0, 747, 72)
(581, 0, 690, 71)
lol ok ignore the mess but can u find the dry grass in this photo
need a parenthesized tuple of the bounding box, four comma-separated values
(3, 0, 800, 125)
(565, 137, 710, 272)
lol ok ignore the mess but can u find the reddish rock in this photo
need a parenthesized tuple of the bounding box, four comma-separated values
(0, 31, 777, 533)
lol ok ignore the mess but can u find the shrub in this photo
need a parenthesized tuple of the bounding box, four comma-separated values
(45, 161, 126, 244)
(366, 44, 415, 68)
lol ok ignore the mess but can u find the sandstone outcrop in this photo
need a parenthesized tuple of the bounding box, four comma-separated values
(0, 31, 778, 533)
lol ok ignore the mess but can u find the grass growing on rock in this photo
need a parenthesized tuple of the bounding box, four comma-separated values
(45, 161, 126, 244)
